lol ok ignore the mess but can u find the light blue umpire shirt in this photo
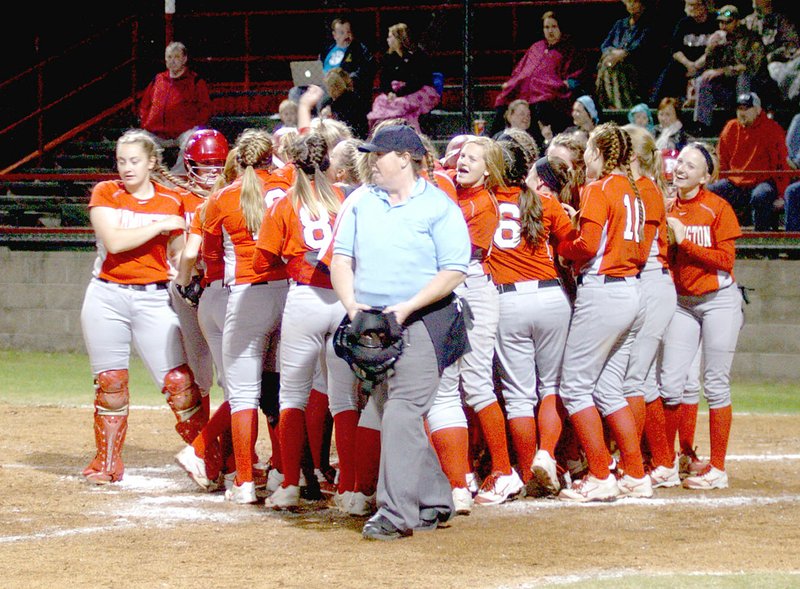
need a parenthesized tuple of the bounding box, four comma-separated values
(333, 177, 470, 308)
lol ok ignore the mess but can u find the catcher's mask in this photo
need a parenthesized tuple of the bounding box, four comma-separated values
(333, 307, 405, 391)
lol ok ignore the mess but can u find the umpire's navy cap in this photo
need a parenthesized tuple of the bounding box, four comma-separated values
(358, 125, 427, 157)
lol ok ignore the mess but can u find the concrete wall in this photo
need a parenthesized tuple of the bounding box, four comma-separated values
(0, 250, 797, 382)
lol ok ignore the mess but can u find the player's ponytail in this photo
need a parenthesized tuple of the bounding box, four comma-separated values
(235, 128, 273, 237)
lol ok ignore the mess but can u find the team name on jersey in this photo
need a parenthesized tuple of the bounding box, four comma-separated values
(684, 225, 712, 247)
(119, 209, 172, 229)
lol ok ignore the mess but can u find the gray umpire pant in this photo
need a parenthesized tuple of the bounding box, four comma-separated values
(372, 320, 455, 532)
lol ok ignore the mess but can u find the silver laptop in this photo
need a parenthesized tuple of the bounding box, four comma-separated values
(290, 60, 326, 87)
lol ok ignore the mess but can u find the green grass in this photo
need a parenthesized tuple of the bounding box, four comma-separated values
(1, 350, 798, 413)
(0, 349, 164, 406)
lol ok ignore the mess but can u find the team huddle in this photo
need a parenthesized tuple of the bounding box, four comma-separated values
(79, 114, 742, 540)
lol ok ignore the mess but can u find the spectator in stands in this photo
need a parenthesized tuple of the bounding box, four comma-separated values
(628, 102, 655, 133)
(652, 0, 718, 104)
(493, 99, 533, 138)
(781, 179, 800, 232)
(567, 95, 600, 135)
(139, 42, 212, 174)
(273, 99, 298, 143)
(743, 0, 799, 68)
(289, 17, 375, 110)
(708, 92, 791, 230)
(321, 67, 368, 139)
(596, 0, 662, 109)
(488, 10, 586, 138)
(654, 97, 691, 151)
(787, 114, 800, 168)
(366, 23, 440, 133)
(693, 5, 769, 130)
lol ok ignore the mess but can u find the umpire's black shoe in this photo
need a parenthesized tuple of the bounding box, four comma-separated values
(362, 513, 412, 541)
(416, 507, 453, 532)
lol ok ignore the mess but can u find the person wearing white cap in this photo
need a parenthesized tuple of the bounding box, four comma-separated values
(693, 5, 769, 129)
(706, 91, 790, 230)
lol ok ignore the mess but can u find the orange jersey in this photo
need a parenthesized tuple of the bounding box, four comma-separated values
(488, 186, 577, 284)
(558, 174, 647, 277)
(274, 162, 296, 186)
(256, 183, 345, 288)
(203, 170, 290, 285)
(636, 176, 669, 272)
(668, 187, 741, 296)
(89, 180, 183, 285)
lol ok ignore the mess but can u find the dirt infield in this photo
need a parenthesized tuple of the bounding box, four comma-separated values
(1, 403, 798, 588)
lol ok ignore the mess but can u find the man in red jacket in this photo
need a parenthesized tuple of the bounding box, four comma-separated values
(139, 42, 212, 173)
(708, 92, 790, 230)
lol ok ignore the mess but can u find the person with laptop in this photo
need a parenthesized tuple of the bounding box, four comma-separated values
(289, 17, 375, 109)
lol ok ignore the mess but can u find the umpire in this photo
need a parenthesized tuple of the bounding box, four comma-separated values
(330, 124, 471, 540)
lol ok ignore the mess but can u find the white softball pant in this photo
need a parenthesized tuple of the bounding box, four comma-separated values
(223, 280, 288, 414)
(494, 280, 572, 420)
(81, 278, 186, 386)
(278, 284, 356, 416)
(559, 275, 643, 417)
(169, 281, 214, 393)
(427, 272, 500, 433)
(197, 280, 228, 398)
(659, 284, 743, 409)
(624, 268, 677, 403)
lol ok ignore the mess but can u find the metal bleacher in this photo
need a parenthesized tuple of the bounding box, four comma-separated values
(1, 2, 798, 255)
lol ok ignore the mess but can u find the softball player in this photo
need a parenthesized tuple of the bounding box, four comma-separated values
(253, 133, 360, 511)
(201, 129, 290, 504)
(619, 124, 679, 488)
(490, 143, 577, 497)
(174, 147, 241, 491)
(556, 122, 651, 502)
(428, 136, 525, 508)
(660, 142, 742, 490)
(81, 129, 207, 484)
(170, 129, 230, 418)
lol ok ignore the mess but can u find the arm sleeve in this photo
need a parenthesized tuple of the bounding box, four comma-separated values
(678, 238, 736, 273)
(557, 218, 603, 265)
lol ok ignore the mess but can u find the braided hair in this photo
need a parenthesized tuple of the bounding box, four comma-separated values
(622, 123, 669, 201)
(589, 122, 645, 242)
(234, 128, 274, 237)
(291, 132, 340, 220)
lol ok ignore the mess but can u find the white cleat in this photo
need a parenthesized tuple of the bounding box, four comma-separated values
(682, 466, 729, 490)
(474, 469, 524, 505)
(264, 484, 301, 510)
(348, 491, 377, 517)
(530, 450, 561, 495)
(224, 480, 257, 504)
(618, 474, 654, 498)
(175, 445, 220, 491)
(558, 474, 619, 503)
(649, 463, 681, 488)
(452, 486, 473, 516)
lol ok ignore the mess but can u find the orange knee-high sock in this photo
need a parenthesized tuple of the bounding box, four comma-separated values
(605, 407, 645, 479)
(231, 408, 258, 484)
(476, 402, 513, 474)
(663, 403, 681, 459)
(192, 400, 231, 458)
(679, 403, 700, 455)
(201, 391, 211, 421)
(430, 426, 470, 489)
(333, 410, 358, 493)
(278, 408, 306, 487)
(644, 398, 673, 468)
(569, 407, 611, 479)
(305, 389, 329, 470)
(221, 429, 235, 474)
(626, 395, 647, 441)
(537, 395, 565, 456)
(507, 417, 536, 482)
(708, 405, 732, 471)
(354, 426, 381, 495)
(266, 420, 282, 472)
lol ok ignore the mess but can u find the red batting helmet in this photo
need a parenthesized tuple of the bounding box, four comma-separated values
(184, 129, 230, 190)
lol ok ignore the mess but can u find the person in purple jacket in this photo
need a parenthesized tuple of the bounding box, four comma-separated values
(489, 10, 587, 138)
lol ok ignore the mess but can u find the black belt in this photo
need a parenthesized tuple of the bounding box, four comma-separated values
(497, 279, 561, 294)
(577, 274, 638, 286)
(97, 277, 168, 291)
(661, 267, 670, 275)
